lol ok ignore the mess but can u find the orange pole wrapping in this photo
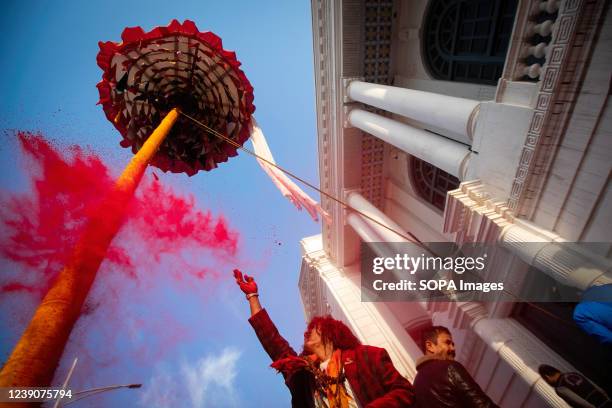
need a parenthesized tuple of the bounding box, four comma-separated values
(0, 108, 180, 390)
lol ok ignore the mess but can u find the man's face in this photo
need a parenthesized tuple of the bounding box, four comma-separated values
(304, 327, 323, 353)
(426, 332, 456, 359)
(543, 372, 561, 386)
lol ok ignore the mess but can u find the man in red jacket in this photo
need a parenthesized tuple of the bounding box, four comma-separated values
(234, 269, 415, 407)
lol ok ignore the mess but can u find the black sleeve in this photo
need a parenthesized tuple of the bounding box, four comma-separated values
(555, 386, 596, 408)
(449, 362, 499, 408)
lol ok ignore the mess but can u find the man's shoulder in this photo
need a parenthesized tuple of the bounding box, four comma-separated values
(345, 345, 390, 365)
(354, 344, 384, 352)
(559, 372, 588, 387)
(416, 354, 458, 370)
(445, 360, 474, 379)
(414, 359, 473, 387)
(351, 344, 388, 357)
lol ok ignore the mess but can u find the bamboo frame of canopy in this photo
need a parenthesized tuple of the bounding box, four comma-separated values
(0, 109, 180, 391)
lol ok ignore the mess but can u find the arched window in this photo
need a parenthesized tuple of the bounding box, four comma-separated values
(423, 0, 518, 85)
(410, 157, 460, 211)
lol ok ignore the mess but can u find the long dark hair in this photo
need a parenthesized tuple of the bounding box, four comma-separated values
(304, 315, 361, 351)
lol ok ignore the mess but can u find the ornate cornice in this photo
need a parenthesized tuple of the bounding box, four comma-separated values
(444, 180, 514, 244)
(312, 0, 338, 258)
(299, 238, 332, 320)
(507, 0, 606, 216)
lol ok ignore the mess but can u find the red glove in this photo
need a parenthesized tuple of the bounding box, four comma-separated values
(233, 269, 258, 297)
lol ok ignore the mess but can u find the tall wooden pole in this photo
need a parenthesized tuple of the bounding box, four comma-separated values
(0, 109, 180, 390)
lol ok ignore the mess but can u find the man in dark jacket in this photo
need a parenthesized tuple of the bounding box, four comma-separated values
(413, 326, 498, 408)
(234, 269, 415, 407)
(539, 364, 611, 408)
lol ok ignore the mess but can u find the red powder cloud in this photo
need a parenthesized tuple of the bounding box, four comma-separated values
(0, 132, 238, 293)
(0, 132, 241, 383)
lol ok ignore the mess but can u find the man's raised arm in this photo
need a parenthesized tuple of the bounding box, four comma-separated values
(233, 269, 296, 362)
(234, 269, 262, 316)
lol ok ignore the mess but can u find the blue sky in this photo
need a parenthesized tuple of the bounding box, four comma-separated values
(0, 1, 319, 406)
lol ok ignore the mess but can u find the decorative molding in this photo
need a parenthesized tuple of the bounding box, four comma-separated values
(342, 104, 356, 129)
(312, 0, 335, 257)
(507, 0, 606, 216)
(342, 76, 364, 104)
(313, 0, 355, 262)
(298, 236, 332, 321)
(363, 0, 394, 85)
(444, 181, 612, 290)
(499, 0, 550, 86)
(443, 180, 515, 245)
(466, 103, 480, 142)
(360, 135, 385, 208)
(500, 224, 612, 289)
(359, 0, 395, 210)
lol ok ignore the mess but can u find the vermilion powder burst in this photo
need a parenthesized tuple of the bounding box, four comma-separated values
(0, 132, 239, 297)
(0, 132, 241, 383)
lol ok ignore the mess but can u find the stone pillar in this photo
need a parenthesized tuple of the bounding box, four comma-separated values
(347, 213, 384, 243)
(346, 207, 397, 261)
(346, 190, 410, 262)
(347, 191, 408, 243)
(500, 223, 612, 290)
(472, 317, 575, 408)
(445, 180, 612, 290)
(348, 109, 470, 179)
(347, 80, 480, 144)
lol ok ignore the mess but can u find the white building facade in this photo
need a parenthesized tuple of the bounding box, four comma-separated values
(299, 0, 611, 406)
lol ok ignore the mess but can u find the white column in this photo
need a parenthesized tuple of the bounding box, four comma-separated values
(346, 192, 408, 262)
(345, 191, 435, 266)
(347, 213, 384, 243)
(472, 317, 575, 408)
(347, 192, 410, 243)
(348, 109, 470, 179)
(500, 223, 612, 290)
(346, 212, 397, 261)
(347, 80, 480, 144)
(444, 180, 612, 291)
